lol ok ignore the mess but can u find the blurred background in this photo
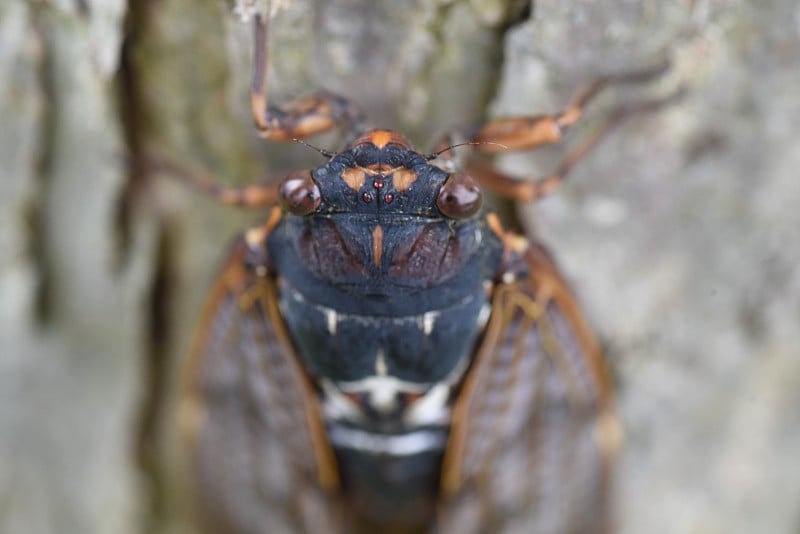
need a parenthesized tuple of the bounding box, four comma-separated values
(1, 0, 798, 532)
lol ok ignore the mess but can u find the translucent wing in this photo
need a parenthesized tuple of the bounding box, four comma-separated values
(180, 240, 342, 533)
(440, 243, 618, 534)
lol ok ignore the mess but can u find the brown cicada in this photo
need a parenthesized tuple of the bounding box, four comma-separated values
(160, 5, 679, 533)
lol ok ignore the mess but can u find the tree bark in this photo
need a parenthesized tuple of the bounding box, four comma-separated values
(1, 1, 798, 533)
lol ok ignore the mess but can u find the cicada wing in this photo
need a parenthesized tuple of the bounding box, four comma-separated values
(180, 240, 341, 534)
(440, 244, 618, 534)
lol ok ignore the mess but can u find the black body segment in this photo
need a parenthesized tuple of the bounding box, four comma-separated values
(268, 214, 501, 312)
(334, 445, 445, 530)
(277, 279, 490, 383)
(268, 215, 502, 383)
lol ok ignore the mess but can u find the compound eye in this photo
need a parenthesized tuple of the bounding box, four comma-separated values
(436, 172, 482, 219)
(279, 170, 321, 215)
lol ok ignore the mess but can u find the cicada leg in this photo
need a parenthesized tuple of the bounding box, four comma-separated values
(143, 10, 368, 210)
(431, 62, 683, 201)
(144, 149, 281, 208)
(249, 13, 366, 141)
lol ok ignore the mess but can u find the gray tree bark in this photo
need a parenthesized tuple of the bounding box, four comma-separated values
(0, 1, 797, 533)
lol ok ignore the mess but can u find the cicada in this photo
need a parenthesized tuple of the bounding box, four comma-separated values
(162, 6, 677, 534)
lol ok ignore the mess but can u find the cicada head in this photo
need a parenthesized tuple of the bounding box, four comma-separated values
(281, 129, 483, 219)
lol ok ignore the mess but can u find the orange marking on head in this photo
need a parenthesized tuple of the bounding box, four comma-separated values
(372, 225, 384, 267)
(341, 167, 366, 190)
(370, 130, 394, 149)
(348, 129, 414, 150)
(392, 168, 418, 192)
(365, 163, 394, 175)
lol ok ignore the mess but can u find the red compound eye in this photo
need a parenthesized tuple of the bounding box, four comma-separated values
(436, 172, 482, 219)
(279, 171, 321, 215)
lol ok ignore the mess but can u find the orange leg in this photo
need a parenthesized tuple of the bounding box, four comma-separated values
(431, 62, 680, 201)
(144, 149, 281, 209)
(249, 14, 365, 141)
(143, 11, 368, 208)
(465, 88, 685, 202)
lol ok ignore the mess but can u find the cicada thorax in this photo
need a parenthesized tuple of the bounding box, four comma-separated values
(265, 131, 504, 525)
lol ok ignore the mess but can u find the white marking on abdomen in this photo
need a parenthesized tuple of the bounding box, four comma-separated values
(374, 349, 388, 376)
(338, 375, 426, 415)
(422, 311, 438, 335)
(320, 379, 362, 422)
(404, 382, 450, 426)
(325, 308, 337, 335)
(476, 302, 492, 330)
(328, 426, 447, 455)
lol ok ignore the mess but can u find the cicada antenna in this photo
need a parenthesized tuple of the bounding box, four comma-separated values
(292, 138, 336, 158)
(425, 141, 510, 161)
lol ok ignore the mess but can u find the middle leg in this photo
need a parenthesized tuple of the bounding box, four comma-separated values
(431, 64, 680, 201)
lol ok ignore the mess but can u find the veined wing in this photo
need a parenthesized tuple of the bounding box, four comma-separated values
(440, 243, 619, 534)
(180, 240, 342, 534)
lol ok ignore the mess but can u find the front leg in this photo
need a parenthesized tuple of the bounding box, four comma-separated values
(249, 14, 366, 141)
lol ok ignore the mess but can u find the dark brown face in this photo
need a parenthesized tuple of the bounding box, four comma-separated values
(276, 129, 486, 290)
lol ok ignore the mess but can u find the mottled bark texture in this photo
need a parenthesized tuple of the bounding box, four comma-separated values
(0, 1, 797, 533)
